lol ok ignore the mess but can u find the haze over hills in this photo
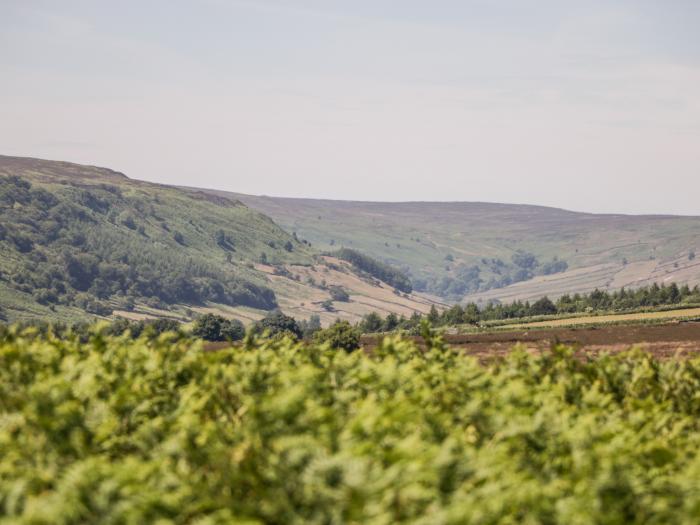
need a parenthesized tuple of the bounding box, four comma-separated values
(212, 191, 700, 304)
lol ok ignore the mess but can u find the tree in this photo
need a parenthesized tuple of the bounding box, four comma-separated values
(359, 312, 383, 333)
(427, 305, 440, 324)
(313, 320, 361, 352)
(530, 296, 557, 316)
(299, 314, 322, 338)
(383, 313, 399, 331)
(253, 311, 302, 339)
(192, 314, 245, 342)
(443, 305, 465, 325)
(511, 250, 538, 270)
(464, 303, 480, 324)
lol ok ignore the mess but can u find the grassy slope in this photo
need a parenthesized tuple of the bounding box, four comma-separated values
(0, 156, 441, 324)
(213, 192, 700, 303)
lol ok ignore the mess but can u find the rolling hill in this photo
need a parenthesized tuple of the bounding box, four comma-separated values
(0, 156, 442, 325)
(210, 192, 700, 304)
(4, 154, 699, 325)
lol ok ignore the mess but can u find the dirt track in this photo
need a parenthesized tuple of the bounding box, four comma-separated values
(361, 321, 700, 360)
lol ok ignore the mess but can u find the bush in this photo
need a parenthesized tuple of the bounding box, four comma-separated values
(329, 286, 350, 302)
(192, 313, 245, 342)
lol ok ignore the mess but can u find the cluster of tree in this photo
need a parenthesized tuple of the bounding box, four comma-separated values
(414, 251, 568, 300)
(334, 248, 413, 293)
(358, 282, 700, 333)
(0, 175, 278, 315)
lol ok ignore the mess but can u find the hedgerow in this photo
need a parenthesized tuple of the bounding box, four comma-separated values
(2, 327, 700, 523)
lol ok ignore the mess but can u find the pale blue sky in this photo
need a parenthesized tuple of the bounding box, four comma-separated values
(2, 1, 699, 214)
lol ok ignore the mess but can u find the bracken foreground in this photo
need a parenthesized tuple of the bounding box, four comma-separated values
(3, 328, 700, 524)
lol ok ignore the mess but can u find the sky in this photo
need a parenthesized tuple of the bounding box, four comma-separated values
(2, 1, 700, 215)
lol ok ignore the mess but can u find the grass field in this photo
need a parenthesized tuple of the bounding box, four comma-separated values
(504, 307, 700, 328)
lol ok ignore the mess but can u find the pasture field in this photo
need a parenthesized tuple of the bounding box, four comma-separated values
(4, 327, 700, 523)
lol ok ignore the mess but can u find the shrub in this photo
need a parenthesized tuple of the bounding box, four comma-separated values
(171, 230, 185, 245)
(329, 286, 350, 302)
(4, 333, 700, 522)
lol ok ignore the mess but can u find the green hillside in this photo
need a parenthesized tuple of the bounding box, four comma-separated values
(215, 192, 700, 302)
(0, 156, 312, 323)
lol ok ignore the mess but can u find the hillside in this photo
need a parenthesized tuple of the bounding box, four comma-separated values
(0, 156, 441, 324)
(209, 192, 700, 304)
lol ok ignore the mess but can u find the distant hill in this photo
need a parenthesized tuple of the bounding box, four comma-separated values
(0, 156, 442, 324)
(208, 192, 700, 304)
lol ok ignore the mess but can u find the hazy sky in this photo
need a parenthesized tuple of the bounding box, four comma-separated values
(2, 1, 700, 214)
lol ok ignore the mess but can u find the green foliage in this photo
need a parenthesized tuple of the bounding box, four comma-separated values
(335, 248, 413, 293)
(191, 313, 245, 342)
(312, 320, 360, 351)
(4, 330, 700, 522)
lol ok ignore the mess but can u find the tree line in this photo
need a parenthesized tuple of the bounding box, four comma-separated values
(334, 248, 413, 293)
(358, 282, 700, 333)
